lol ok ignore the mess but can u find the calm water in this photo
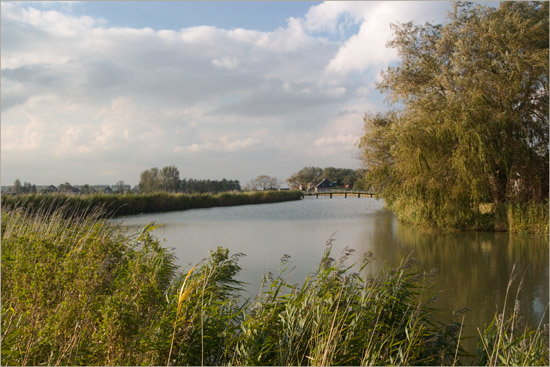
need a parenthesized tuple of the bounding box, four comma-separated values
(114, 196, 549, 342)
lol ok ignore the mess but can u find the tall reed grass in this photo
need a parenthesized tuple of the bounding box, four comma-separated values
(0, 190, 303, 218)
(501, 201, 549, 235)
(389, 195, 549, 234)
(1, 205, 548, 366)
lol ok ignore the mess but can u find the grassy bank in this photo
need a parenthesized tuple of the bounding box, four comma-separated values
(1, 206, 548, 366)
(495, 201, 549, 235)
(389, 199, 549, 235)
(0, 190, 303, 217)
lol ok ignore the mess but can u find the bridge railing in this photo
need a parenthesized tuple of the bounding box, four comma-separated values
(301, 189, 377, 197)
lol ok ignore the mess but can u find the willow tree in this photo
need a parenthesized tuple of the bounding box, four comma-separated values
(359, 2, 548, 228)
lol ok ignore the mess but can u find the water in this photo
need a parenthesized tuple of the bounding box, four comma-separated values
(114, 196, 549, 344)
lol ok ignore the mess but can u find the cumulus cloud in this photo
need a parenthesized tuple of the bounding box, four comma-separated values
(1, 1, 451, 185)
(303, 1, 450, 75)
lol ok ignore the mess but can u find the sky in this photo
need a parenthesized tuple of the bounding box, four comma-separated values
(1, 1, 454, 187)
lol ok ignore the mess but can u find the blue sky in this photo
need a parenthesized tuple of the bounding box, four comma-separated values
(19, 2, 323, 32)
(1, 1, 454, 187)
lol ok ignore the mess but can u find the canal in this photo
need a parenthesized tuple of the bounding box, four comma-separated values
(114, 195, 549, 353)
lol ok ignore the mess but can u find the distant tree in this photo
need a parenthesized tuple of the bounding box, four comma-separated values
(179, 177, 241, 193)
(245, 175, 281, 191)
(139, 167, 160, 193)
(286, 167, 323, 190)
(22, 182, 32, 194)
(13, 179, 22, 194)
(115, 180, 126, 194)
(81, 184, 93, 195)
(159, 166, 180, 193)
(322, 167, 359, 188)
(58, 182, 76, 194)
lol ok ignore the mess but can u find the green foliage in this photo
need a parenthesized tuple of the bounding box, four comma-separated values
(286, 166, 324, 190)
(233, 245, 462, 366)
(244, 175, 281, 191)
(286, 166, 364, 190)
(499, 201, 549, 235)
(138, 165, 242, 193)
(1, 206, 177, 366)
(359, 2, 548, 231)
(165, 247, 245, 366)
(139, 166, 181, 193)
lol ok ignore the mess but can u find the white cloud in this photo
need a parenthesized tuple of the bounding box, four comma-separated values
(314, 134, 358, 150)
(303, 1, 451, 75)
(212, 56, 240, 70)
(323, 87, 347, 99)
(0, 1, 451, 185)
(174, 135, 261, 154)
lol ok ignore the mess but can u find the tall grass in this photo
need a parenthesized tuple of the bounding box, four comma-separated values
(1, 205, 177, 365)
(391, 197, 549, 234)
(232, 244, 462, 366)
(0, 190, 304, 218)
(502, 201, 549, 235)
(476, 266, 550, 366)
(1, 205, 548, 366)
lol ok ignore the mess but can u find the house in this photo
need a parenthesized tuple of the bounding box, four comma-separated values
(314, 178, 336, 192)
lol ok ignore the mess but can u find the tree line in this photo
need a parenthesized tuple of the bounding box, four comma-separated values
(139, 166, 241, 194)
(358, 2, 548, 229)
(286, 166, 367, 191)
(5, 179, 130, 195)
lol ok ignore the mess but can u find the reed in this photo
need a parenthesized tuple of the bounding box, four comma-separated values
(232, 244, 463, 366)
(1, 190, 303, 218)
(1, 205, 177, 365)
(476, 266, 550, 366)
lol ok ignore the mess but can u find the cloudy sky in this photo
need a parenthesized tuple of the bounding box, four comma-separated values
(1, 1, 454, 187)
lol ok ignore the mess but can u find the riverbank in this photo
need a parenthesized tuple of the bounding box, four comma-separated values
(389, 199, 549, 235)
(0, 190, 303, 217)
(2, 206, 548, 366)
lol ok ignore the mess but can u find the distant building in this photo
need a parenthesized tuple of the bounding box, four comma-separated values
(314, 178, 336, 192)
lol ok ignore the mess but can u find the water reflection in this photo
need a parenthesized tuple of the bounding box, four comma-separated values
(364, 211, 549, 352)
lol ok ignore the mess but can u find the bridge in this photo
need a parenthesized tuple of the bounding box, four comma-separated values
(302, 190, 377, 198)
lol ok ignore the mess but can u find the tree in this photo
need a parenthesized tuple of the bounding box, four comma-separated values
(159, 165, 180, 193)
(322, 167, 359, 188)
(359, 2, 548, 228)
(58, 182, 76, 194)
(12, 179, 22, 194)
(139, 167, 160, 193)
(21, 182, 32, 194)
(245, 175, 281, 191)
(115, 180, 126, 194)
(286, 167, 323, 190)
(81, 184, 93, 195)
(139, 166, 181, 193)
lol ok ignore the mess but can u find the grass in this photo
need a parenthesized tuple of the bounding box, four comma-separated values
(0, 190, 304, 218)
(389, 197, 549, 235)
(476, 265, 549, 366)
(1, 205, 548, 366)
